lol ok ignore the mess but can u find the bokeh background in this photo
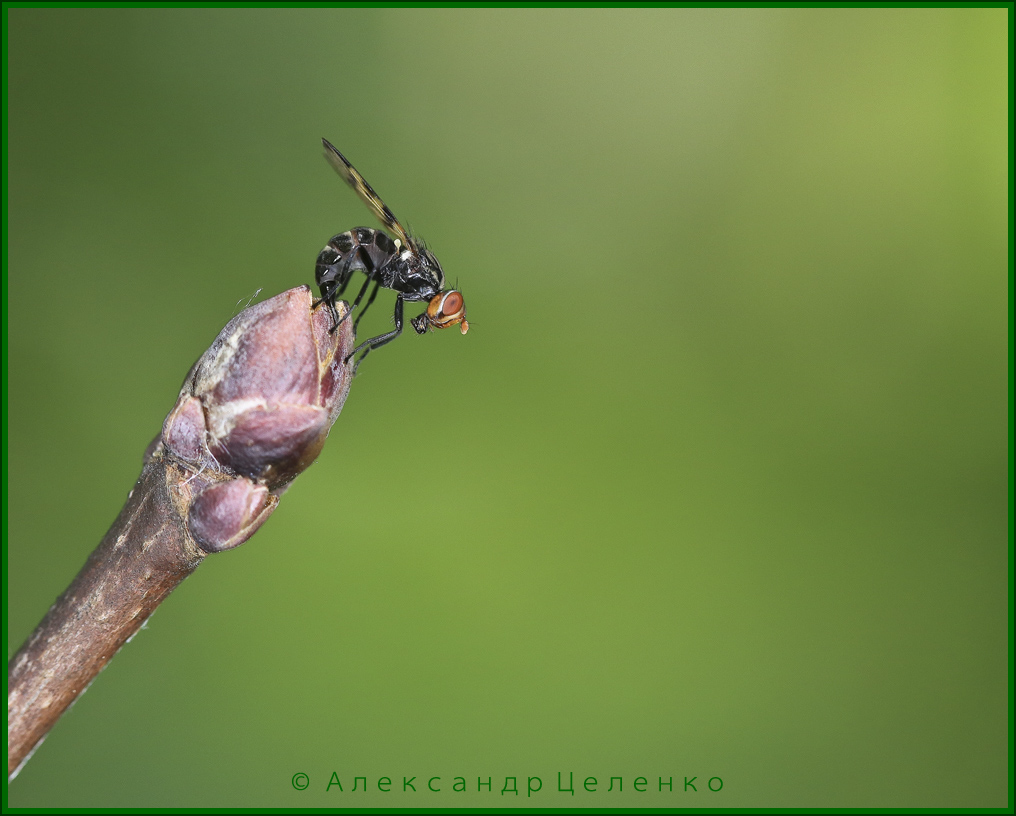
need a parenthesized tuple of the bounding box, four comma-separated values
(6, 7, 1008, 808)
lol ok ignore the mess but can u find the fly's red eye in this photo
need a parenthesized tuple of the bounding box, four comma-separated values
(441, 291, 463, 316)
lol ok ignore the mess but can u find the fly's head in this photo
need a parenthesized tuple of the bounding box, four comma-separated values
(411, 290, 469, 336)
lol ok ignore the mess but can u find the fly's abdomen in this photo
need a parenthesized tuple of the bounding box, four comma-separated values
(315, 231, 358, 290)
(315, 228, 399, 291)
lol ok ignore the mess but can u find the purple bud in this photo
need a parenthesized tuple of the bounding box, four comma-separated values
(189, 479, 277, 553)
(163, 286, 354, 493)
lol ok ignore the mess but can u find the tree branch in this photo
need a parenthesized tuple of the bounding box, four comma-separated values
(7, 286, 354, 780)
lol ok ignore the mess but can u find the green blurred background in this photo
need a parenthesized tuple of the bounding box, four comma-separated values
(6, 7, 1008, 808)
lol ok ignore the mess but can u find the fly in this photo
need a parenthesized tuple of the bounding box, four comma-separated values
(315, 138, 468, 372)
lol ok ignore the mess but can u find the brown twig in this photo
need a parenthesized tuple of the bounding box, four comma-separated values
(7, 286, 354, 780)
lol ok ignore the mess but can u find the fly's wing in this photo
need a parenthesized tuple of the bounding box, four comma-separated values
(322, 138, 416, 251)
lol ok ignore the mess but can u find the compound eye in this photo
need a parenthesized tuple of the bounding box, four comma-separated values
(427, 290, 467, 330)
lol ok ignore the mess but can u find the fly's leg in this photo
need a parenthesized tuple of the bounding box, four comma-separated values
(313, 275, 353, 329)
(345, 275, 374, 329)
(355, 280, 382, 331)
(346, 294, 404, 373)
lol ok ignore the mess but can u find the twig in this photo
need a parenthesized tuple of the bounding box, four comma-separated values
(7, 286, 354, 780)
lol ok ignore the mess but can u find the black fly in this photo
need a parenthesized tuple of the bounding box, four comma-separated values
(315, 138, 468, 372)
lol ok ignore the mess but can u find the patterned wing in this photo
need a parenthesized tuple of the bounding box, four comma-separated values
(322, 138, 414, 250)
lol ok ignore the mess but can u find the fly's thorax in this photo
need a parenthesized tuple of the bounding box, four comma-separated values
(391, 252, 443, 300)
(420, 248, 446, 290)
